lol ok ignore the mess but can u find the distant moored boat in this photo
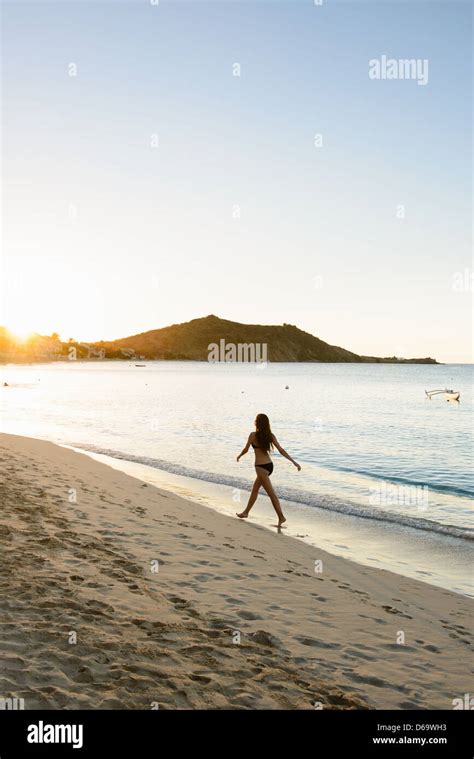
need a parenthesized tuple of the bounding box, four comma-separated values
(425, 388, 460, 401)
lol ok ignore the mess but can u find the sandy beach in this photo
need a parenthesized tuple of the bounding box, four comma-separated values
(0, 432, 472, 710)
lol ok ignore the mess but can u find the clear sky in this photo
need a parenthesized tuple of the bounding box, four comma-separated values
(1, 0, 472, 361)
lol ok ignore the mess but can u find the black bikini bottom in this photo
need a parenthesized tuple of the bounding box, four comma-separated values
(256, 462, 273, 475)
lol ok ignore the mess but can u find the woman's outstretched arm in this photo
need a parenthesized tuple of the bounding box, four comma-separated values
(272, 435, 301, 470)
(236, 433, 253, 462)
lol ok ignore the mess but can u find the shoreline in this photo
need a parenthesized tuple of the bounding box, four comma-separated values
(0, 432, 472, 709)
(68, 444, 474, 598)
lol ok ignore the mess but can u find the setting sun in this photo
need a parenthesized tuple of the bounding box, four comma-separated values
(6, 326, 37, 344)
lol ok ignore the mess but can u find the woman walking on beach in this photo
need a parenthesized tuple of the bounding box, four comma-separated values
(236, 413, 300, 527)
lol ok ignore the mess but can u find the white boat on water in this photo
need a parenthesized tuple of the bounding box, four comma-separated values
(425, 388, 460, 401)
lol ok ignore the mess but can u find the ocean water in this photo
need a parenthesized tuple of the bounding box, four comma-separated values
(1, 361, 473, 595)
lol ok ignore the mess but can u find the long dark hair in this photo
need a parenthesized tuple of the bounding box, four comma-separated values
(255, 413, 274, 452)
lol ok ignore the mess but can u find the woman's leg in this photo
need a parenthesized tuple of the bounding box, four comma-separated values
(256, 470, 286, 525)
(236, 477, 261, 518)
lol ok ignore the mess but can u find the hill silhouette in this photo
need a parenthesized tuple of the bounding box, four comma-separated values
(95, 315, 437, 363)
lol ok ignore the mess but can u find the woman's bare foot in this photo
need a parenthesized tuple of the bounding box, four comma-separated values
(236, 512, 249, 519)
(278, 517, 286, 527)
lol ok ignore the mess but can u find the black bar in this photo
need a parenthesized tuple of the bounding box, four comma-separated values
(0, 710, 471, 757)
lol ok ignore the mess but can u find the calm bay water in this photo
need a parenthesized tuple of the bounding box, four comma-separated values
(1, 361, 473, 593)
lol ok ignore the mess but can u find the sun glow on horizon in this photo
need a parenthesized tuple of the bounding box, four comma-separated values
(3, 325, 38, 344)
(1, 306, 46, 341)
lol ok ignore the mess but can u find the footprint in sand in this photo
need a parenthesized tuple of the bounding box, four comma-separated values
(296, 636, 340, 650)
(190, 673, 212, 684)
(250, 630, 281, 647)
(381, 605, 413, 620)
(237, 610, 261, 620)
(85, 599, 115, 614)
